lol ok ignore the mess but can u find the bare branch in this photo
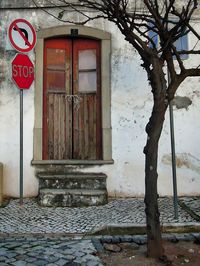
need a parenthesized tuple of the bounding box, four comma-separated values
(185, 67, 200, 77)
(171, 45, 185, 73)
(178, 50, 200, 55)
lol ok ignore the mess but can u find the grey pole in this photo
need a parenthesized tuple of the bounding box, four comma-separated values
(20, 89, 23, 205)
(168, 71, 178, 219)
(169, 101, 178, 219)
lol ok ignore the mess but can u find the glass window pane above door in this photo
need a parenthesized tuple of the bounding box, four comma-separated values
(78, 49, 96, 70)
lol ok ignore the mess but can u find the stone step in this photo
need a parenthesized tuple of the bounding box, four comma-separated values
(37, 172, 107, 190)
(38, 188, 108, 207)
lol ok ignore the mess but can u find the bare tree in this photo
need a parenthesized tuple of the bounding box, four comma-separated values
(33, 0, 200, 258)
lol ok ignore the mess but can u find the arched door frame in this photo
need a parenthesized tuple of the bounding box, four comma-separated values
(33, 25, 113, 164)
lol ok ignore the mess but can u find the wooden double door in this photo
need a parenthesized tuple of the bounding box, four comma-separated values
(43, 38, 102, 160)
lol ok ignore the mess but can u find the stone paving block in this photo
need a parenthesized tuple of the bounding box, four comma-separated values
(5, 258, 16, 263)
(170, 235, 179, 243)
(61, 249, 75, 255)
(92, 239, 104, 253)
(82, 254, 100, 262)
(73, 251, 86, 257)
(73, 258, 85, 264)
(25, 257, 37, 263)
(110, 236, 120, 244)
(52, 252, 65, 259)
(12, 261, 27, 266)
(31, 245, 44, 251)
(120, 235, 134, 242)
(0, 250, 7, 256)
(15, 254, 29, 260)
(62, 254, 76, 261)
(101, 235, 113, 243)
(14, 248, 27, 255)
(184, 234, 196, 241)
(87, 260, 103, 266)
(13, 237, 26, 241)
(44, 248, 57, 255)
(19, 244, 31, 248)
(0, 257, 7, 262)
(132, 235, 147, 245)
(191, 232, 200, 238)
(33, 259, 47, 266)
(192, 233, 200, 244)
(56, 258, 69, 266)
(4, 243, 19, 249)
(172, 233, 193, 241)
(27, 251, 41, 257)
(46, 255, 60, 263)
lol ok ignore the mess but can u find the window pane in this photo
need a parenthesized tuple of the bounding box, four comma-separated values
(47, 49, 66, 70)
(46, 70, 65, 91)
(174, 34, 189, 60)
(79, 49, 96, 70)
(79, 71, 97, 92)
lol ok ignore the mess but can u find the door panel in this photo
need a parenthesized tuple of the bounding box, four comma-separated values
(43, 39, 72, 160)
(73, 40, 102, 160)
(43, 38, 102, 160)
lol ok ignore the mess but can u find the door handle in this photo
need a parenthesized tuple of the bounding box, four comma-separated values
(65, 94, 82, 110)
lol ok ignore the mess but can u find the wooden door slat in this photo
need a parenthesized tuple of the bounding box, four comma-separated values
(48, 94, 54, 159)
(53, 95, 59, 159)
(84, 95, 89, 159)
(59, 95, 65, 159)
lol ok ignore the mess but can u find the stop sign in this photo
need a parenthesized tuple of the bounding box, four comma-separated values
(12, 53, 34, 89)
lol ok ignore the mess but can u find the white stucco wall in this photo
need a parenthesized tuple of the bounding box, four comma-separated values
(0, 8, 200, 198)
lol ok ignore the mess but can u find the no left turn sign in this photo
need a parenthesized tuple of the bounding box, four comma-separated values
(8, 19, 37, 53)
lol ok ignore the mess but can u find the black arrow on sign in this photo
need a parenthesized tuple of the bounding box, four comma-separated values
(14, 27, 29, 46)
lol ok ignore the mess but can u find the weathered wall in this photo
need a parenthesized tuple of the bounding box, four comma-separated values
(0, 7, 200, 198)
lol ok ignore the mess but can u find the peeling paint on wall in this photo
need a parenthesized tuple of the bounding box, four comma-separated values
(172, 96, 192, 110)
(162, 153, 200, 174)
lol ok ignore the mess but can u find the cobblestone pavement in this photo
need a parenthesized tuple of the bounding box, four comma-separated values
(0, 197, 199, 265)
(0, 233, 200, 266)
(179, 197, 200, 221)
(0, 236, 103, 266)
(0, 197, 199, 235)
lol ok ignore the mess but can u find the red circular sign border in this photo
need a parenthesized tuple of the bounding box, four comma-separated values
(8, 19, 37, 53)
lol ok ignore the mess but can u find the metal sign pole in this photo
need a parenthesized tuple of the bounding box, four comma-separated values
(169, 101, 178, 219)
(9, 19, 36, 206)
(168, 71, 178, 219)
(20, 89, 23, 205)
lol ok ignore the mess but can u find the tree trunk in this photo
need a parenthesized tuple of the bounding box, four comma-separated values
(144, 58, 168, 258)
(144, 100, 168, 257)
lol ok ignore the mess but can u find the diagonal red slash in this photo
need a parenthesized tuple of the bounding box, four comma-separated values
(13, 22, 32, 47)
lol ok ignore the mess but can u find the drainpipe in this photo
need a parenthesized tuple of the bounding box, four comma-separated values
(0, 163, 3, 206)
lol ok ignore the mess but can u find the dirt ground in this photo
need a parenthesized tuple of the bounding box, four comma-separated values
(99, 240, 200, 265)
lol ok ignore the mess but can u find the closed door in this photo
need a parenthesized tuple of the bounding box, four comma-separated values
(43, 38, 102, 160)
